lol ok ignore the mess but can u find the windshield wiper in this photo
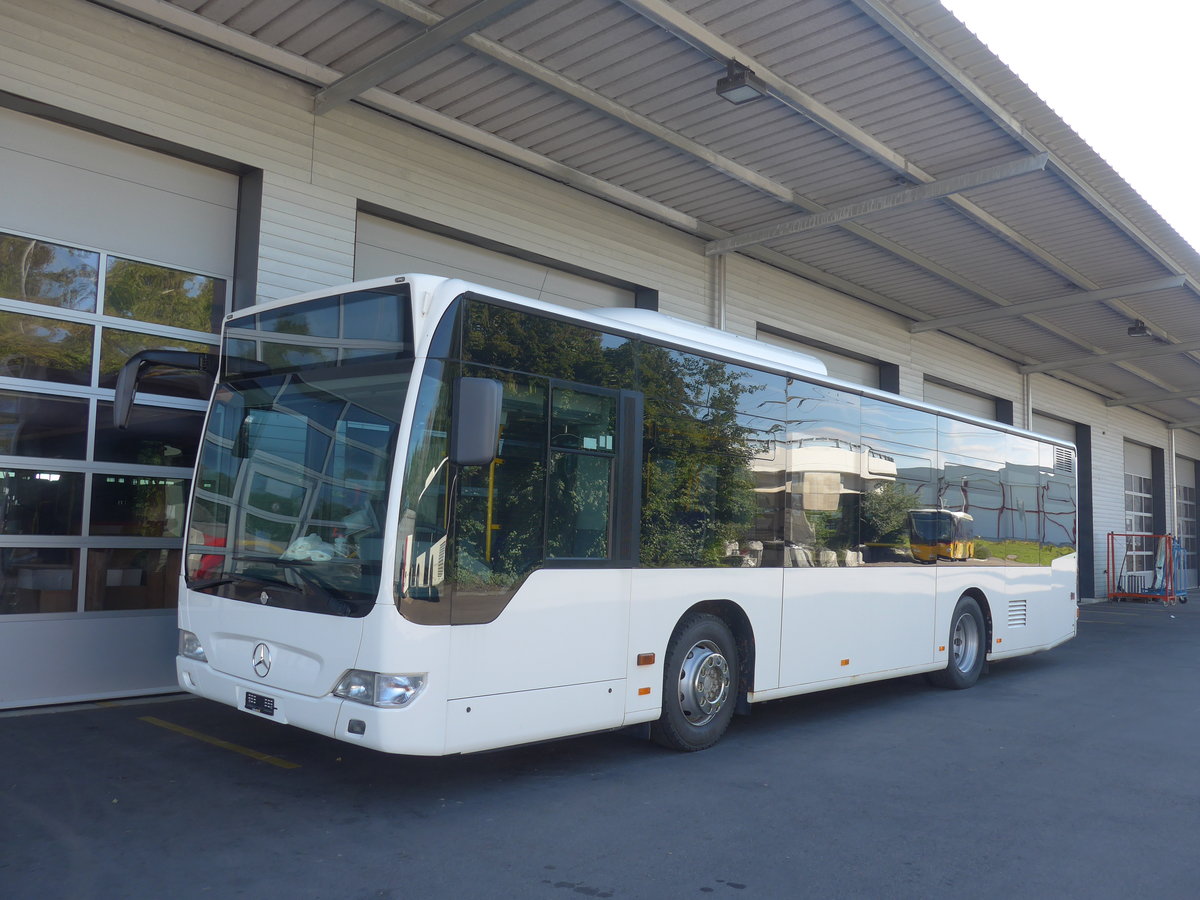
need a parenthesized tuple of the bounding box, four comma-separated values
(187, 570, 302, 593)
(233, 555, 364, 616)
(237, 554, 316, 567)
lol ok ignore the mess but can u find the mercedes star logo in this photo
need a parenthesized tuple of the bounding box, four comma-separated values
(259, 591, 270, 605)
(251, 642, 272, 678)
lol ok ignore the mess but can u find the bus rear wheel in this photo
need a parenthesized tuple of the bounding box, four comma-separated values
(927, 594, 985, 689)
(651, 614, 739, 752)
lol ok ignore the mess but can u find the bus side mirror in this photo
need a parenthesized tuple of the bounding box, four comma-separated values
(451, 377, 502, 466)
(113, 349, 219, 429)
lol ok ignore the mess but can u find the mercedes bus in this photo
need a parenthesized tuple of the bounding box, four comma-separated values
(116, 274, 1078, 755)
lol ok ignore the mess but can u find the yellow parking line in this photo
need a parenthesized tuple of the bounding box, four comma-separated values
(140, 716, 300, 769)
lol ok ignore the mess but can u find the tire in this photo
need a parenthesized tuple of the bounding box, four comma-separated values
(650, 613, 739, 752)
(927, 595, 986, 690)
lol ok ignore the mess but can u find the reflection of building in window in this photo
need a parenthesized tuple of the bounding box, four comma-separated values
(746, 437, 896, 567)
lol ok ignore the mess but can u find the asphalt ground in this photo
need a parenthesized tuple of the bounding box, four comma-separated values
(2, 599, 1198, 899)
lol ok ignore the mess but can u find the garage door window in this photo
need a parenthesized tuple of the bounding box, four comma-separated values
(0, 229, 225, 615)
(0, 234, 99, 311)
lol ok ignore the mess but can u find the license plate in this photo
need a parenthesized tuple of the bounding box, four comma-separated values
(244, 691, 276, 717)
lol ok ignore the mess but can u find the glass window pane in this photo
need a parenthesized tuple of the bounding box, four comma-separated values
(98, 328, 215, 397)
(0, 234, 98, 311)
(463, 299, 632, 386)
(453, 376, 547, 600)
(0, 389, 89, 458)
(861, 398, 937, 452)
(94, 402, 203, 467)
(0, 309, 93, 384)
(787, 380, 861, 443)
(939, 416, 1007, 460)
(0, 548, 80, 614)
(0, 469, 84, 534)
(86, 548, 181, 611)
(551, 387, 616, 452)
(341, 289, 412, 343)
(90, 474, 189, 537)
(858, 444, 936, 566)
(104, 257, 225, 332)
(259, 295, 338, 338)
(547, 452, 611, 559)
(261, 341, 338, 372)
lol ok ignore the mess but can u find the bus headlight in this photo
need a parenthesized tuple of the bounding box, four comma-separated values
(333, 670, 426, 708)
(178, 630, 208, 662)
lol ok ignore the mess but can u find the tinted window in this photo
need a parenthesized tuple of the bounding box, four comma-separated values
(94, 402, 203, 467)
(90, 474, 188, 538)
(0, 390, 88, 458)
(939, 416, 1007, 460)
(0, 234, 98, 311)
(98, 328, 215, 396)
(861, 398, 937, 451)
(0, 309, 92, 385)
(547, 386, 616, 559)
(453, 373, 547, 612)
(463, 298, 633, 387)
(104, 257, 225, 333)
(0, 469, 84, 534)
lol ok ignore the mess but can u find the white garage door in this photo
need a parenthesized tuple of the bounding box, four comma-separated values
(755, 330, 881, 387)
(0, 105, 237, 707)
(1176, 456, 1197, 589)
(1032, 413, 1077, 444)
(355, 214, 633, 310)
(1122, 442, 1156, 590)
(923, 380, 996, 420)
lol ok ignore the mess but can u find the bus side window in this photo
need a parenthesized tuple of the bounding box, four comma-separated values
(452, 375, 547, 611)
(546, 386, 617, 560)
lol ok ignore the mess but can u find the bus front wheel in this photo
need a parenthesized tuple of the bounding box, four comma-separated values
(651, 613, 739, 752)
(928, 594, 986, 690)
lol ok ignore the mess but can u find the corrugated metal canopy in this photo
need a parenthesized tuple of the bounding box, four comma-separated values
(102, 0, 1200, 426)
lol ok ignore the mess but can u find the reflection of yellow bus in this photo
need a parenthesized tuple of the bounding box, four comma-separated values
(908, 509, 974, 562)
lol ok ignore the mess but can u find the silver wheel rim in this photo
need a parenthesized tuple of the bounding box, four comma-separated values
(951, 611, 980, 674)
(676, 639, 730, 727)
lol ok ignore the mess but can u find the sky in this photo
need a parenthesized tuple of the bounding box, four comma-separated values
(940, 0, 1200, 252)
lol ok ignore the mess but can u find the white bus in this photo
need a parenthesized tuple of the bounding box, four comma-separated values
(117, 274, 1078, 755)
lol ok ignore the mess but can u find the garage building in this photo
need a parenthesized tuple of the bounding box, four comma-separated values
(2, 0, 1199, 707)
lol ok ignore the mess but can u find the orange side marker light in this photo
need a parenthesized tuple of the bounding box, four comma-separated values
(638, 687, 651, 696)
(636, 652, 655, 666)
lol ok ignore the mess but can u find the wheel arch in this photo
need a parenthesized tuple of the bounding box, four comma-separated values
(680, 599, 756, 710)
(960, 587, 993, 656)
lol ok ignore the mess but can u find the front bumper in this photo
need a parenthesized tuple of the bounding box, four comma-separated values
(176, 657, 449, 756)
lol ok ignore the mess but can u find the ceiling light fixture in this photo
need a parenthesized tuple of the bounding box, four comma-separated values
(716, 60, 766, 105)
(1127, 319, 1152, 337)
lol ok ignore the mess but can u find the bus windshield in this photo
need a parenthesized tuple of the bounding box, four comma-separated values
(185, 286, 413, 616)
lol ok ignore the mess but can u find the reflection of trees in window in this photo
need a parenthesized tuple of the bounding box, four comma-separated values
(0, 309, 93, 384)
(546, 387, 615, 559)
(464, 303, 625, 385)
(638, 348, 763, 568)
(97, 328, 215, 395)
(0, 234, 98, 310)
(454, 373, 547, 592)
(861, 481, 920, 561)
(104, 257, 224, 333)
